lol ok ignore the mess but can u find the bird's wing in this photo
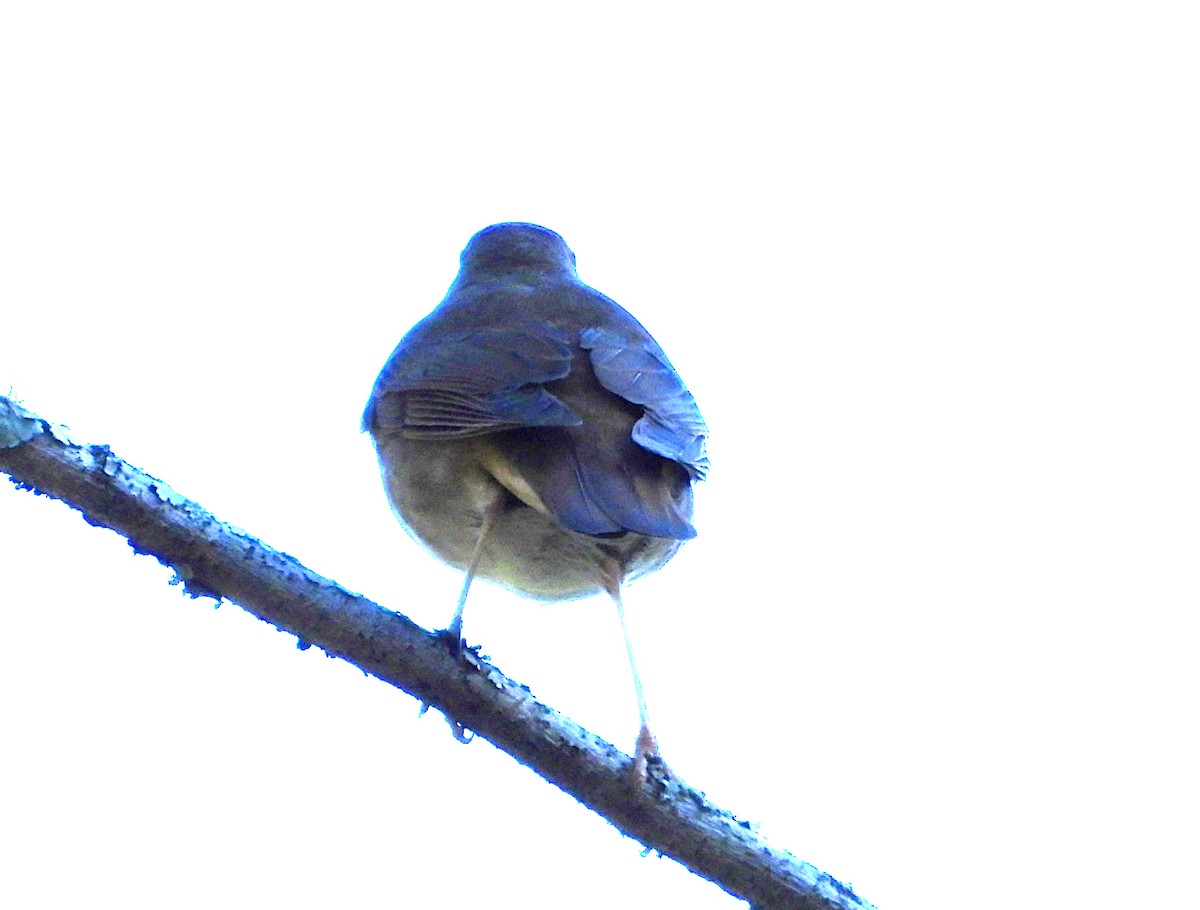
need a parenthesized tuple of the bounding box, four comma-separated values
(499, 419, 696, 539)
(581, 327, 709, 480)
(493, 321, 706, 540)
(364, 324, 582, 437)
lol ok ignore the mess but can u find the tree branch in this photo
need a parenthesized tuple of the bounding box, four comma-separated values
(0, 396, 874, 910)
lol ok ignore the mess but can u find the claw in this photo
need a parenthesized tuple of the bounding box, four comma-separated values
(417, 696, 473, 744)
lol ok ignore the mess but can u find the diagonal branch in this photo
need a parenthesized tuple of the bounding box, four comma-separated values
(0, 396, 874, 910)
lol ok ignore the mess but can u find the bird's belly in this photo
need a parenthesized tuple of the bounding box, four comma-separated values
(373, 434, 681, 601)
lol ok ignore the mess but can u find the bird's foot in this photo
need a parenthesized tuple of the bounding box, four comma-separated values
(417, 699, 474, 744)
(435, 624, 466, 658)
(422, 625, 473, 740)
(630, 725, 668, 785)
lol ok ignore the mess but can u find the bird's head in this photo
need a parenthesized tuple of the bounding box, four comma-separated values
(459, 223, 578, 278)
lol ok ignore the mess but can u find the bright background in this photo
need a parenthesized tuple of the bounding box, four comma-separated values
(1, 4, 1196, 909)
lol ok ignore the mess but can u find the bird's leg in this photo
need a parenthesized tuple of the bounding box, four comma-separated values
(430, 493, 505, 745)
(444, 492, 505, 653)
(604, 574, 659, 780)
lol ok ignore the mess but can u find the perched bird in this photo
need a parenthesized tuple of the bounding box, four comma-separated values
(363, 223, 707, 770)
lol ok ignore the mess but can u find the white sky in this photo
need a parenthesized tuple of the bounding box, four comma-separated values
(2, 4, 1196, 909)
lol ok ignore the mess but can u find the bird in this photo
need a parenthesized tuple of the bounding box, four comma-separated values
(362, 223, 708, 773)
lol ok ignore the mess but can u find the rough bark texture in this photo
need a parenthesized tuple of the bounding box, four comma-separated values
(0, 397, 874, 910)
